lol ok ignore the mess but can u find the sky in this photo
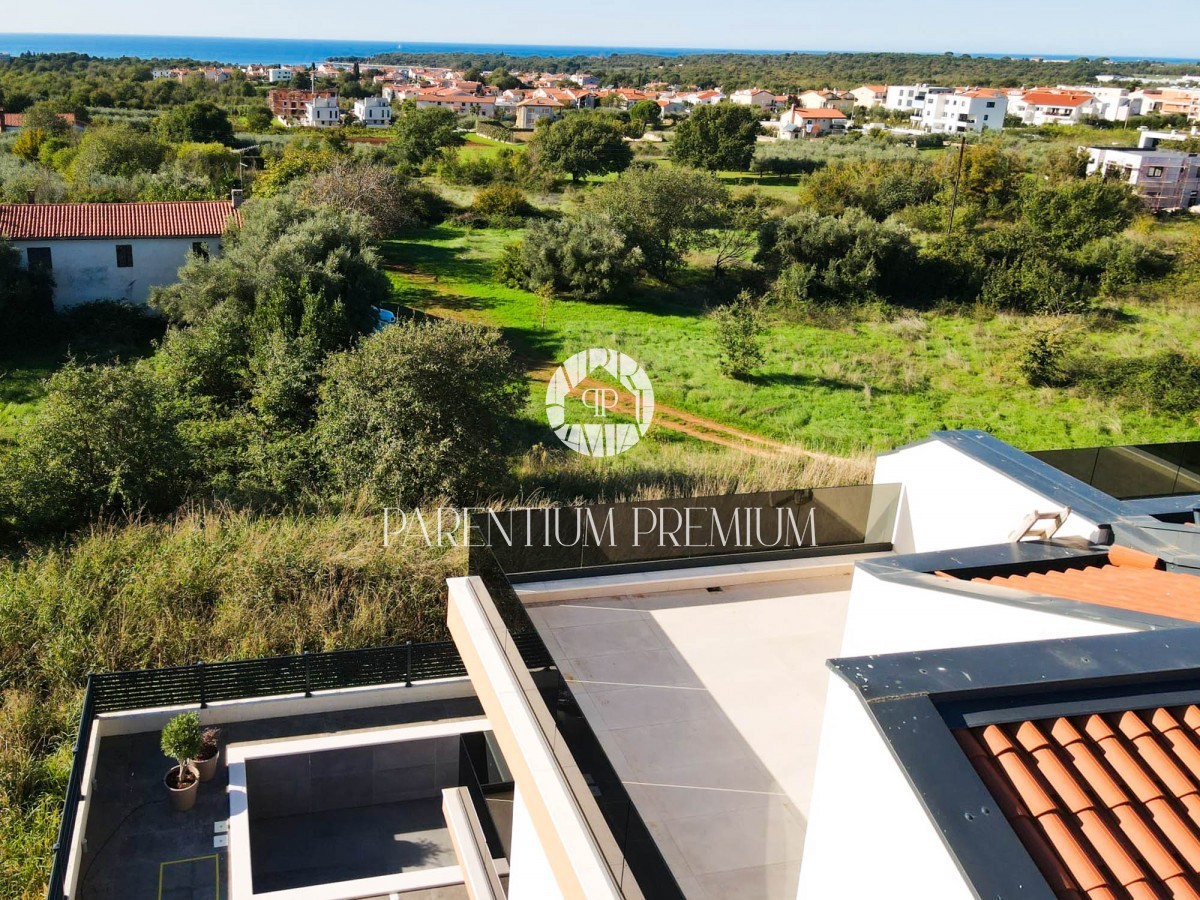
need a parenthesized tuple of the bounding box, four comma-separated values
(4, 0, 1200, 59)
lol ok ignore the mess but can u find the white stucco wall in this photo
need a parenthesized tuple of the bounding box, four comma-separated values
(796, 568, 1133, 900)
(875, 439, 1099, 555)
(13, 236, 220, 308)
(506, 786, 566, 900)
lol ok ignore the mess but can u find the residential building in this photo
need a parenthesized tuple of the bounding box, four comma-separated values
(266, 67, 293, 83)
(1057, 83, 1135, 121)
(1161, 87, 1200, 122)
(918, 89, 1008, 134)
(515, 96, 563, 129)
(46, 429, 1200, 900)
(569, 73, 600, 89)
(0, 111, 77, 132)
(777, 106, 848, 138)
(201, 68, 231, 83)
(268, 90, 340, 127)
(1009, 89, 1101, 125)
(683, 89, 725, 106)
(797, 89, 855, 112)
(731, 87, 775, 108)
(851, 84, 888, 108)
(352, 96, 392, 127)
(885, 83, 951, 112)
(1086, 145, 1200, 211)
(412, 90, 497, 117)
(1, 197, 241, 307)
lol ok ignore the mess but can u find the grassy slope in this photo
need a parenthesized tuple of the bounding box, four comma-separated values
(382, 224, 1200, 454)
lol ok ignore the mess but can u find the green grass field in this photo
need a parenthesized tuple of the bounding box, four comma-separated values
(382, 224, 1200, 454)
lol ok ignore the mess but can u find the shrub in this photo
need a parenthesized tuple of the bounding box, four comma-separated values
(302, 161, 440, 236)
(161, 712, 202, 773)
(712, 291, 768, 379)
(317, 320, 526, 505)
(472, 183, 532, 226)
(494, 241, 527, 288)
(520, 214, 642, 301)
(1019, 326, 1067, 387)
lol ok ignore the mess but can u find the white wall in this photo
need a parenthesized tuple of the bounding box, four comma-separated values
(13, 236, 219, 308)
(874, 439, 1099, 554)
(797, 676, 973, 900)
(506, 786, 566, 900)
(796, 569, 1133, 900)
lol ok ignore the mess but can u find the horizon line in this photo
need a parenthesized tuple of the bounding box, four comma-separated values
(1, 31, 1198, 62)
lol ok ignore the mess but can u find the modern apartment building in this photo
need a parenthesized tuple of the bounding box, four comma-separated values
(267, 89, 340, 127)
(1086, 145, 1200, 211)
(46, 431, 1200, 900)
(918, 89, 1008, 134)
(885, 83, 952, 113)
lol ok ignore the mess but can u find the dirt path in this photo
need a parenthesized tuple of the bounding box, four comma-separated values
(385, 265, 837, 460)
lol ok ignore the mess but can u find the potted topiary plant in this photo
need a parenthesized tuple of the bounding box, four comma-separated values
(194, 726, 222, 783)
(161, 711, 201, 811)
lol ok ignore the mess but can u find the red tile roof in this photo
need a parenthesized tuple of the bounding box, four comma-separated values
(0, 112, 77, 129)
(1023, 90, 1095, 108)
(946, 547, 1200, 622)
(0, 201, 241, 241)
(959, 708, 1200, 899)
(790, 107, 847, 119)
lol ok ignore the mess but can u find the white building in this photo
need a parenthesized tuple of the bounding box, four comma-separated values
(851, 84, 888, 108)
(1058, 83, 1135, 121)
(353, 96, 392, 127)
(918, 89, 1008, 134)
(1086, 145, 1200, 211)
(302, 95, 341, 128)
(266, 67, 293, 83)
(1009, 89, 1101, 125)
(1, 197, 241, 308)
(885, 83, 952, 113)
(731, 87, 775, 108)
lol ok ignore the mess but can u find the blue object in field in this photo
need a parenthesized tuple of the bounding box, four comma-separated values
(372, 306, 397, 331)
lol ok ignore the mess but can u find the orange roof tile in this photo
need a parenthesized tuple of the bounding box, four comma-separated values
(0, 201, 241, 240)
(960, 708, 1200, 899)
(1023, 90, 1095, 108)
(949, 548, 1200, 622)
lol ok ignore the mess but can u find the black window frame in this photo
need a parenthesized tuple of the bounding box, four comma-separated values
(26, 246, 52, 271)
(115, 244, 134, 268)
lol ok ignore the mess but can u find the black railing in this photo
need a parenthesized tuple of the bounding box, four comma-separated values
(45, 637, 551, 899)
(1032, 442, 1200, 501)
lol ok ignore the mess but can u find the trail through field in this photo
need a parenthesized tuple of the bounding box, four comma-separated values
(385, 262, 839, 460)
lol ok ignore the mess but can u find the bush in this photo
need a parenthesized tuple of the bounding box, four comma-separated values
(519, 214, 643, 301)
(161, 712, 202, 771)
(1, 361, 189, 533)
(472, 183, 532, 226)
(494, 241, 526, 288)
(712, 291, 768, 378)
(0, 240, 55, 346)
(302, 161, 440, 236)
(317, 320, 526, 505)
(1019, 326, 1067, 387)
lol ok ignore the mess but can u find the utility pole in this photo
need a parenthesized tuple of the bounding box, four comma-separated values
(946, 135, 968, 237)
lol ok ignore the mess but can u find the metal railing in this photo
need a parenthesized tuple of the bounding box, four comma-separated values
(45, 637, 551, 899)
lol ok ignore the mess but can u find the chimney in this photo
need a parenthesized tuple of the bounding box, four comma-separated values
(27, 190, 35, 204)
(230, 189, 245, 209)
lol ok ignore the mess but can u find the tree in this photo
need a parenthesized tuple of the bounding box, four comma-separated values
(529, 112, 632, 182)
(585, 165, 728, 277)
(1019, 179, 1141, 251)
(253, 136, 346, 196)
(302, 161, 438, 236)
(68, 124, 166, 180)
(520, 214, 643, 301)
(0, 361, 188, 532)
(628, 99, 662, 130)
(1041, 145, 1091, 182)
(152, 101, 234, 145)
(240, 105, 273, 132)
(462, 66, 483, 83)
(18, 101, 73, 138)
(161, 713, 201, 784)
(488, 68, 521, 90)
(389, 105, 460, 169)
(935, 141, 1024, 215)
(151, 194, 389, 338)
(712, 291, 767, 378)
(670, 103, 760, 171)
(317, 320, 526, 505)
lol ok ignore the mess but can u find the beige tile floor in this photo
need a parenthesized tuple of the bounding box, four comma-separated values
(526, 574, 853, 900)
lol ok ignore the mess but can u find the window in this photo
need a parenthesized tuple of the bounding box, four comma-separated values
(986, 101, 996, 108)
(984, 115, 990, 121)
(191, 241, 210, 260)
(115, 244, 133, 268)
(26, 247, 52, 271)
(1146, 166, 1165, 178)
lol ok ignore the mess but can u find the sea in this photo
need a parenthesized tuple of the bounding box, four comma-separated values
(0, 33, 1195, 66)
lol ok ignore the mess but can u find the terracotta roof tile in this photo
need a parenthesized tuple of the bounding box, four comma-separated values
(963, 710, 1200, 899)
(0, 201, 240, 241)
(952, 549, 1200, 622)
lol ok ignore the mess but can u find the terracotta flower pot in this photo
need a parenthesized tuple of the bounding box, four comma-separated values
(165, 764, 200, 811)
(194, 746, 220, 783)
